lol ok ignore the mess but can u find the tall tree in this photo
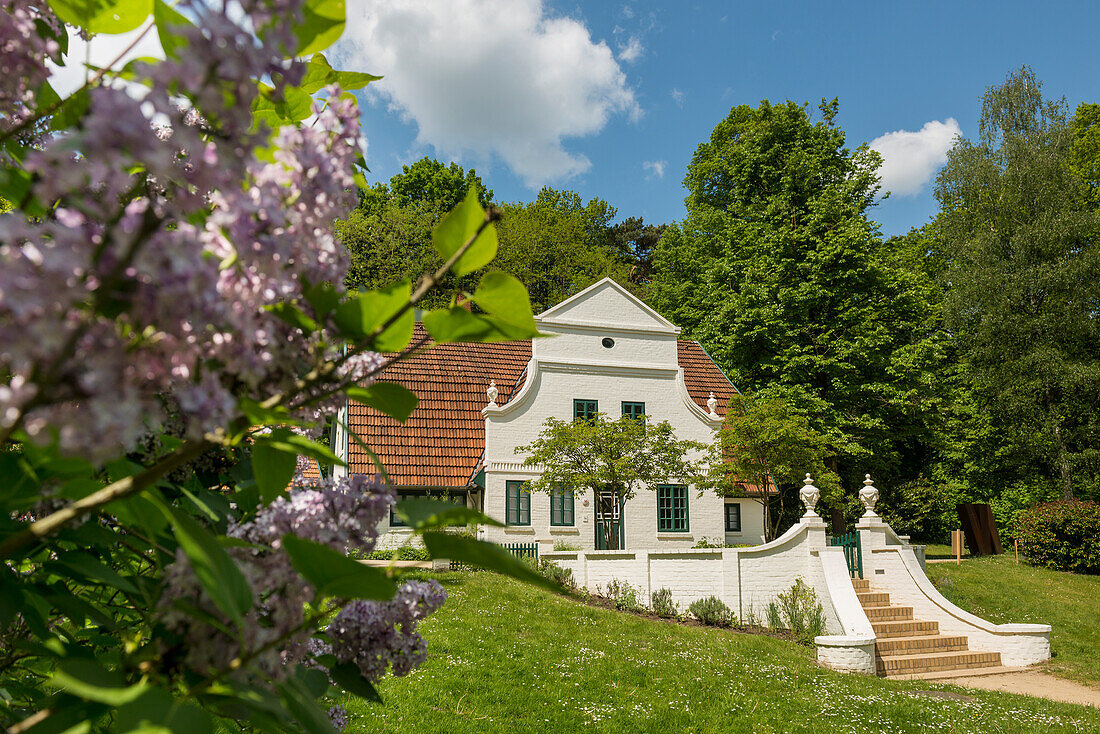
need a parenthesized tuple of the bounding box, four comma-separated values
(651, 100, 943, 500)
(934, 67, 1100, 501)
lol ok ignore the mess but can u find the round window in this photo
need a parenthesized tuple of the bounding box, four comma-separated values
(601, 337, 615, 348)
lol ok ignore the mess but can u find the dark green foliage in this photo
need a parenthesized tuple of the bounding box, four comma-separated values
(651, 98, 945, 505)
(687, 595, 733, 627)
(536, 559, 576, 590)
(604, 578, 643, 611)
(766, 578, 827, 645)
(1017, 500, 1100, 574)
(650, 587, 678, 618)
(935, 67, 1100, 503)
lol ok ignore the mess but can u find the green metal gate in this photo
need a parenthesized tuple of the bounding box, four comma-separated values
(829, 531, 863, 579)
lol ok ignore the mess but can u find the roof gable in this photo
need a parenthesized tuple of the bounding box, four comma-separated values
(536, 278, 679, 333)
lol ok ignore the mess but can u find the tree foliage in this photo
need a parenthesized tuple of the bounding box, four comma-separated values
(651, 99, 944, 504)
(934, 66, 1100, 502)
(712, 392, 839, 540)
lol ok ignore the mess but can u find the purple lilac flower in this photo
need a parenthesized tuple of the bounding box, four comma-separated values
(327, 705, 348, 731)
(328, 580, 447, 683)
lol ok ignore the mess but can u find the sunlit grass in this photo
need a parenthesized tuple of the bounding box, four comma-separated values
(339, 571, 1100, 733)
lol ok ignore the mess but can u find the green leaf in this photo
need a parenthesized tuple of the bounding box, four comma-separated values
(51, 551, 140, 595)
(432, 187, 497, 276)
(471, 271, 539, 336)
(115, 686, 213, 734)
(281, 535, 396, 600)
(294, 0, 345, 56)
(50, 658, 149, 706)
(329, 662, 382, 703)
(0, 452, 40, 509)
(48, 0, 152, 34)
(300, 53, 381, 94)
(346, 382, 417, 423)
(302, 280, 341, 320)
(422, 307, 537, 343)
(422, 533, 560, 592)
(252, 436, 298, 505)
(107, 492, 168, 535)
(267, 302, 318, 335)
(259, 428, 345, 467)
(332, 280, 413, 351)
(395, 499, 503, 531)
(153, 500, 252, 623)
(279, 675, 339, 734)
(153, 0, 191, 58)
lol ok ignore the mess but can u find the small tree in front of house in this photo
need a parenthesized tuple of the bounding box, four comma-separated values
(517, 414, 708, 550)
(712, 391, 839, 541)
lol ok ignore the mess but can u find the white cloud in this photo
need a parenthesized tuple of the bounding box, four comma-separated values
(869, 118, 961, 197)
(333, 0, 639, 187)
(618, 36, 643, 64)
(643, 159, 665, 179)
(670, 88, 685, 107)
(47, 23, 164, 98)
(620, 3, 635, 19)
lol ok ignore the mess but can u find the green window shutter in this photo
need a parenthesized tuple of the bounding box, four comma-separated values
(573, 399, 598, 422)
(621, 401, 645, 420)
(657, 485, 688, 532)
(725, 503, 741, 532)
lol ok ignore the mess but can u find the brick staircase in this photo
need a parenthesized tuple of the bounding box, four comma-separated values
(853, 578, 1011, 679)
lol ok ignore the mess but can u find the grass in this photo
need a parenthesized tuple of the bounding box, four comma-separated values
(338, 571, 1100, 733)
(929, 553, 1100, 685)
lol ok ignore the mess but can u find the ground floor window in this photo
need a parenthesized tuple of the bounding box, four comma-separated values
(550, 487, 574, 526)
(656, 484, 689, 532)
(506, 480, 531, 526)
(390, 490, 463, 526)
(725, 502, 742, 532)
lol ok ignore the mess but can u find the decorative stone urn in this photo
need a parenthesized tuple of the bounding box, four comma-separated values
(706, 392, 719, 416)
(799, 474, 820, 517)
(859, 474, 879, 516)
(486, 380, 498, 406)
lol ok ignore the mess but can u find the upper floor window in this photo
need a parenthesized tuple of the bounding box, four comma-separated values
(574, 399, 598, 422)
(656, 484, 689, 532)
(506, 480, 531, 526)
(621, 402, 645, 420)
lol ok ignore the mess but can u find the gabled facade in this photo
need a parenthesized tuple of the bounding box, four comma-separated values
(339, 278, 768, 550)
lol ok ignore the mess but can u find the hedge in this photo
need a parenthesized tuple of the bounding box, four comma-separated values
(1016, 500, 1100, 575)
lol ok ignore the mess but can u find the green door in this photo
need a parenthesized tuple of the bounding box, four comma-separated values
(595, 490, 624, 550)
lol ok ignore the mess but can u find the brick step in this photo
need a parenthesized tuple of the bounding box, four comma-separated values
(851, 578, 870, 592)
(876, 649, 1002, 676)
(862, 605, 914, 621)
(871, 620, 939, 638)
(857, 591, 891, 607)
(885, 665, 1026, 681)
(875, 634, 969, 656)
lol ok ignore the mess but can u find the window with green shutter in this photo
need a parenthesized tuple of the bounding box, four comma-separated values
(550, 487, 574, 526)
(656, 484, 689, 532)
(725, 502, 741, 532)
(506, 480, 531, 526)
(574, 399, 598, 422)
(621, 401, 645, 420)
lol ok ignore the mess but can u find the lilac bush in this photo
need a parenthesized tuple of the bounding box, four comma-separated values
(0, 0, 541, 729)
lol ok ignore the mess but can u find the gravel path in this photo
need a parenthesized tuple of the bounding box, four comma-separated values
(939, 671, 1100, 708)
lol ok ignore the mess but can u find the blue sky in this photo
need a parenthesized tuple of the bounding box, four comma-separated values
(329, 0, 1100, 238)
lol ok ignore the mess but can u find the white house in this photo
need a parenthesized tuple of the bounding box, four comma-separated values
(340, 278, 769, 551)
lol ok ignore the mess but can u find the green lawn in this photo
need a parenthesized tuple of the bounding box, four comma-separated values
(929, 553, 1100, 685)
(339, 571, 1100, 733)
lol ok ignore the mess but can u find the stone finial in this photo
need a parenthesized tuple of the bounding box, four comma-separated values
(859, 474, 879, 516)
(799, 473, 820, 517)
(486, 380, 498, 406)
(706, 392, 719, 416)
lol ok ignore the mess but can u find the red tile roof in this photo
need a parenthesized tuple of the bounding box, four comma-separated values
(347, 329, 737, 488)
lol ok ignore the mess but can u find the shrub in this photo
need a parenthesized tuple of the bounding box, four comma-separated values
(537, 559, 576, 589)
(604, 578, 643, 611)
(767, 578, 827, 645)
(362, 546, 431, 562)
(651, 587, 678, 618)
(692, 537, 723, 548)
(553, 539, 581, 551)
(688, 596, 733, 627)
(1017, 500, 1100, 574)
